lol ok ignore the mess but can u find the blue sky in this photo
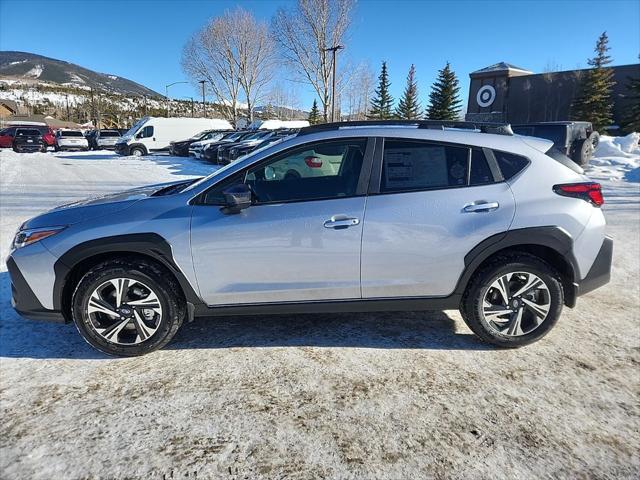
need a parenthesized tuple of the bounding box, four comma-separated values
(1, 0, 638, 111)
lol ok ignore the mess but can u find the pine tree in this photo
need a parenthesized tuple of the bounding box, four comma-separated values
(426, 62, 462, 120)
(396, 64, 421, 120)
(368, 61, 394, 120)
(571, 32, 616, 131)
(621, 75, 640, 133)
(308, 99, 322, 125)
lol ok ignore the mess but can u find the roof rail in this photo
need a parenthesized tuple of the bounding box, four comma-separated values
(298, 120, 514, 136)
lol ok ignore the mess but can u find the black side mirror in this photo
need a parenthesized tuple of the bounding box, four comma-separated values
(221, 183, 252, 214)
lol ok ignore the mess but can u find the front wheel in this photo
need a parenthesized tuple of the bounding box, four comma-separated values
(461, 253, 564, 348)
(71, 259, 185, 356)
(130, 146, 145, 157)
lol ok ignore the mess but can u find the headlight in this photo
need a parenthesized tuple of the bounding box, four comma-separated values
(13, 226, 66, 249)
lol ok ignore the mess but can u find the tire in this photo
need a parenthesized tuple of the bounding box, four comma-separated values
(71, 258, 186, 356)
(573, 133, 598, 167)
(12, 145, 20, 153)
(461, 253, 564, 348)
(130, 146, 145, 157)
(285, 170, 301, 179)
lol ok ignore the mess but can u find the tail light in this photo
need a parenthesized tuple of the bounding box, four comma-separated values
(553, 182, 604, 207)
(304, 155, 322, 168)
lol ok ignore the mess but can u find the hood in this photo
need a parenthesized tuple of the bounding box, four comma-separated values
(21, 180, 190, 229)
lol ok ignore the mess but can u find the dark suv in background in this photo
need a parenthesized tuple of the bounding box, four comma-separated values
(12, 127, 47, 153)
(512, 121, 599, 166)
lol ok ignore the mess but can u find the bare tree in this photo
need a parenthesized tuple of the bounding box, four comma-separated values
(344, 62, 375, 120)
(272, 0, 355, 121)
(233, 9, 277, 121)
(181, 8, 275, 124)
(182, 19, 242, 123)
(266, 82, 302, 119)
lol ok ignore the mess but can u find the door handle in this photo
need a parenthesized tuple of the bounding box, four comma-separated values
(323, 215, 360, 229)
(463, 201, 499, 213)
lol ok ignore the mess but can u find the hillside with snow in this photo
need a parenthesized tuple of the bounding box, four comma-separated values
(0, 51, 160, 97)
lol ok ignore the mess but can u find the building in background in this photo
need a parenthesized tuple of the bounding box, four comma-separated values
(465, 62, 639, 130)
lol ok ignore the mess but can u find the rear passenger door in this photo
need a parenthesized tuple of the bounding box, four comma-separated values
(361, 138, 516, 298)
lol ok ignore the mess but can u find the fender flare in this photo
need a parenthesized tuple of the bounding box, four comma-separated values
(53, 233, 203, 316)
(453, 226, 579, 302)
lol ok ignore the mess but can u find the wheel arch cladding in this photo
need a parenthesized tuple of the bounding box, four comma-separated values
(455, 227, 579, 308)
(54, 233, 202, 322)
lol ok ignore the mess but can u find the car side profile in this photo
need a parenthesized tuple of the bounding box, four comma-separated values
(7, 120, 612, 356)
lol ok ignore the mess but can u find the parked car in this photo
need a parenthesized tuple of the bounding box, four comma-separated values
(216, 130, 275, 164)
(227, 130, 297, 163)
(88, 129, 122, 150)
(12, 127, 47, 153)
(114, 117, 233, 156)
(7, 120, 612, 356)
(0, 125, 55, 148)
(201, 131, 254, 162)
(169, 130, 229, 157)
(512, 121, 599, 166)
(55, 130, 89, 151)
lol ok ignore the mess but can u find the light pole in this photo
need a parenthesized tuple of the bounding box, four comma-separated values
(324, 45, 344, 122)
(165, 81, 189, 117)
(198, 80, 207, 118)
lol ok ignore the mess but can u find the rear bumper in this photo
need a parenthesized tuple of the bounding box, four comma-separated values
(575, 236, 613, 297)
(6, 256, 65, 323)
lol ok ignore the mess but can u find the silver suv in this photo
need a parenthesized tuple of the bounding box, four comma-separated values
(7, 121, 612, 356)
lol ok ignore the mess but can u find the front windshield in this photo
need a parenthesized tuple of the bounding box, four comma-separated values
(122, 118, 147, 137)
(190, 130, 211, 141)
(181, 135, 292, 193)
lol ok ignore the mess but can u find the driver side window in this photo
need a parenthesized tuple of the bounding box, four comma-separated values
(201, 138, 367, 205)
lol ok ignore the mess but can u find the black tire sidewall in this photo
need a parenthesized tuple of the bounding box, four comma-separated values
(464, 258, 563, 347)
(72, 263, 183, 356)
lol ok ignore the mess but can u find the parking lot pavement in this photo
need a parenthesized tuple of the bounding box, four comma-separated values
(1, 147, 638, 479)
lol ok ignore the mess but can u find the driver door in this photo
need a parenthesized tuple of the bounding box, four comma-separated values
(190, 137, 373, 306)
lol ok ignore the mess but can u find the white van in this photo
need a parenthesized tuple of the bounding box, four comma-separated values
(114, 117, 233, 156)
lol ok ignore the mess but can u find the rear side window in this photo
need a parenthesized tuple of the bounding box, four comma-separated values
(469, 149, 494, 186)
(494, 151, 529, 180)
(381, 139, 468, 192)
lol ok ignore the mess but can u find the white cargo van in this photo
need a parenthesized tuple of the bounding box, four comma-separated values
(114, 117, 233, 156)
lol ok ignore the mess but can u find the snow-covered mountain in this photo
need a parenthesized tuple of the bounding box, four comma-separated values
(0, 51, 161, 97)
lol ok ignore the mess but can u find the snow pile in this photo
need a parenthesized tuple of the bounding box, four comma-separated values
(588, 133, 640, 183)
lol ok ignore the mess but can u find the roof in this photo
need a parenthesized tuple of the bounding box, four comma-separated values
(7, 114, 81, 129)
(470, 62, 533, 78)
(0, 99, 19, 113)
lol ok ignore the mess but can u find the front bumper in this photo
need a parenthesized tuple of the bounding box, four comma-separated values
(114, 143, 129, 155)
(7, 256, 65, 323)
(575, 236, 613, 297)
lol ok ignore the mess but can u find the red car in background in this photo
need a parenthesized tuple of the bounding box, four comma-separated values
(0, 125, 55, 148)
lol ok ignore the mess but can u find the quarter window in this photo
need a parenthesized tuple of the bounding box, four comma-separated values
(381, 139, 469, 193)
(494, 151, 529, 180)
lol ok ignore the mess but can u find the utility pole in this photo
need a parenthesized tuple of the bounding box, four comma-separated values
(143, 94, 148, 116)
(90, 88, 96, 126)
(65, 94, 70, 122)
(324, 45, 344, 122)
(199, 80, 206, 118)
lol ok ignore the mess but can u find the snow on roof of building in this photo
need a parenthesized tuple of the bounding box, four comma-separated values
(471, 62, 533, 75)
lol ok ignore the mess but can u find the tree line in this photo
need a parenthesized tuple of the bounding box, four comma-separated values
(181, 0, 638, 132)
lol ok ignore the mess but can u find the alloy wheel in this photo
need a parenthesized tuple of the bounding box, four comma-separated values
(87, 278, 162, 345)
(481, 271, 551, 337)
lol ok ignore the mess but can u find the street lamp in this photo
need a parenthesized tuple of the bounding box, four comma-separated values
(165, 81, 189, 117)
(198, 80, 207, 118)
(324, 45, 344, 122)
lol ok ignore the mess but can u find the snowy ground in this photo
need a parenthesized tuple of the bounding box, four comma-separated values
(0, 138, 639, 479)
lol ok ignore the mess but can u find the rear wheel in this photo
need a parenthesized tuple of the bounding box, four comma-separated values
(461, 253, 564, 348)
(71, 259, 185, 356)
